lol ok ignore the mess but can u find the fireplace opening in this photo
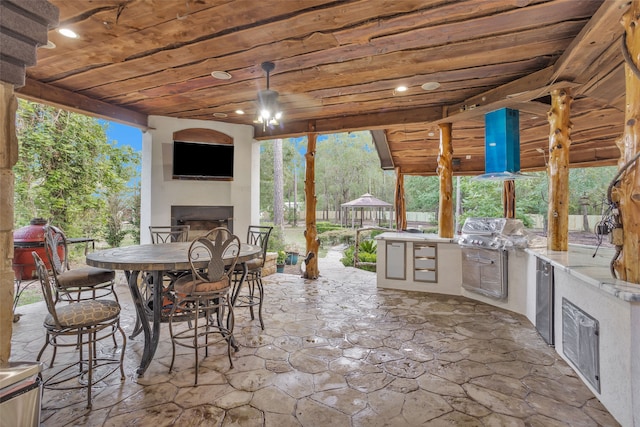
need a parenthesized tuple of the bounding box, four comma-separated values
(171, 205, 233, 240)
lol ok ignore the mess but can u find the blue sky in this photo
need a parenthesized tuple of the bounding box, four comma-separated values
(103, 121, 142, 152)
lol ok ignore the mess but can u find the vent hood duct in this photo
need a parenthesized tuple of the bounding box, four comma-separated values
(475, 108, 529, 181)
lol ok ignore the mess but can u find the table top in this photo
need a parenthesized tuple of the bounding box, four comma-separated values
(86, 242, 262, 272)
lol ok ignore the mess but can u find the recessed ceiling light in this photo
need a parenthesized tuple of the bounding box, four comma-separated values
(211, 71, 232, 80)
(395, 86, 408, 92)
(213, 112, 228, 118)
(421, 81, 441, 91)
(428, 132, 435, 137)
(42, 40, 56, 49)
(58, 28, 78, 39)
(235, 110, 245, 115)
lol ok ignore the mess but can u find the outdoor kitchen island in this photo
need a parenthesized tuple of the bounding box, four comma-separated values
(374, 231, 461, 294)
(526, 245, 640, 427)
(375, 231, 639, 427)
(374, 226, 530, 316)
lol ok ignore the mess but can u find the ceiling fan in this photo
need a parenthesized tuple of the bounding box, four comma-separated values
(254, 61, 282, 131)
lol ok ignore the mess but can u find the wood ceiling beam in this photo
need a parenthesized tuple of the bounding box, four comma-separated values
(551, 0, 629, 82)
(436, 1, 629, 125)
(253, 106, 443, 140)
(16, 78, 148, 130)
(441, 68, 580, 123)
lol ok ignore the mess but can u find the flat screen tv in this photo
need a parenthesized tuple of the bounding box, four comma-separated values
(172, 141, 234, 180)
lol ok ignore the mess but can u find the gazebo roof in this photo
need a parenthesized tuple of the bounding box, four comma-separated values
(341, 193, 392, 208)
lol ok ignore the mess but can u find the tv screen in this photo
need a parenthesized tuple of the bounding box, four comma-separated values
(172, 141, 234, 180)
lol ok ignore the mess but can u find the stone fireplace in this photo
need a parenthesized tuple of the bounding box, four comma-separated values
(171, 205, 234, 240)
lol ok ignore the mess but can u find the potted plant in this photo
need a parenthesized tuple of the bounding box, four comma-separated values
(285, 245, 300, 265)
(276, 250, 286, 273)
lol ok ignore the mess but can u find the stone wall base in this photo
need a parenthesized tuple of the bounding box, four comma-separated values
(262, 252, 277, 276)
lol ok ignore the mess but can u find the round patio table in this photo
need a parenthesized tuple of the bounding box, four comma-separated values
(86, 242, 261, 376)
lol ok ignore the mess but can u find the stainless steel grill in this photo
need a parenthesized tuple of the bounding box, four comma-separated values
(457, 218, 526, 299)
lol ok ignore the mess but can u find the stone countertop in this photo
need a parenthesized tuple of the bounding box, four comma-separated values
(374, 231, 455, 243)
(526, 244, 640, 302)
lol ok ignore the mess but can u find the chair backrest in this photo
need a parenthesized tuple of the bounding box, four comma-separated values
(247, 225, 273, 266)
(187, 227, 240, 284)
(149, 225, 190, 244)
(32, 251, 61, 326)
(43, 225, 69, 277)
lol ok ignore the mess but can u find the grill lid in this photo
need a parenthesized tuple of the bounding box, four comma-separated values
(458, 217, 527, 249)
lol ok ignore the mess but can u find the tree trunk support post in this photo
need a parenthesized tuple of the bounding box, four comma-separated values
(437, 123, 454, 238)
(547, 88, 573, 251)
(0, 83, 18, 365)
(394, 167, 406, 231)
(304, 123, 320, 279)
(614, 1, 640, 282)
(503, 180, 516, 219)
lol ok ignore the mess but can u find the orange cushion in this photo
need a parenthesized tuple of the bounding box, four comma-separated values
(174, 274, 230, 294)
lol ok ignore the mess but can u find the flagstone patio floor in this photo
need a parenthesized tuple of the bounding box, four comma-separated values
(10, 250, 619, 426)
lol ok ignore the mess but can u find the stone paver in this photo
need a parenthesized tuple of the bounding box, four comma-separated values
(9, 249, 620, 426)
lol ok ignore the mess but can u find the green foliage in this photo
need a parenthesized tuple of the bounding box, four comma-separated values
(358, 239, 377, 254)
(104, 193, 128, 247)
(260, 132, 395, 221)
(341, 245, 376, 271)
(266, 223, 286, 252)
(260, 139, 301, 221)
(318, 229, 355, 246)
(129, 185, 141, 244)
(405, 175, 440, 212)
(14, 101, 140, 242)
(277, 250, 287, 264)
(316, 221, 342, 233)
(341, 246, 354, 267)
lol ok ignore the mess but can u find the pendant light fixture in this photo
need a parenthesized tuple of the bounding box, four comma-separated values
(255, 61, 282, 131)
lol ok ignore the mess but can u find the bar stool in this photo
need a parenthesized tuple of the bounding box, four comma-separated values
(233, 225, 272, 329)
(32, 252, 126, 409)
(168, 227, 240, 385)
(43, 225, 117, 304)
(148, 225, 190, 243)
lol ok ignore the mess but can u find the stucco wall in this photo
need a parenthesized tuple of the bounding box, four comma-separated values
(140, 116, 260, 244)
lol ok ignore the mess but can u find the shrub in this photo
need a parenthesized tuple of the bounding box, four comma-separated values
(358, 239, 377, 254)
(317, 222, 342, 234)
(319, 229, 356, 247)
(340, 245, 377, 271)
(340, 246, 354, 267)
(358, 252, 377, 263)
(265, 223, 285, 252)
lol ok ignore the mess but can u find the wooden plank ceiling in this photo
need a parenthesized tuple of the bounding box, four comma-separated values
(16, 0, 631, 176)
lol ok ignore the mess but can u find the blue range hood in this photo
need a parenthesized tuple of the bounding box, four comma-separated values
(475, 108, 529, 180)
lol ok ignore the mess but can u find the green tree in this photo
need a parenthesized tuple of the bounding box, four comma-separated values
(260, 138, 298, 221)
(261, 132, 395, 224)
(14, 100, 140, 242)
(405, 176, 440, 212)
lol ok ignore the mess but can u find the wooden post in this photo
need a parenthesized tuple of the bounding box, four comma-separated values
(613, 2, 640, 282)
(394, 167, 406, 231)
(437, 123, 454, 238)
(547, 88, 573, 251)
(0, 83, 18, 366)
(503, 180, 516, 219)
(303, 124, 320, 279)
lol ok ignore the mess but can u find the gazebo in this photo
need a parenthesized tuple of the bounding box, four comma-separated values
(341, 193, 393, 229)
